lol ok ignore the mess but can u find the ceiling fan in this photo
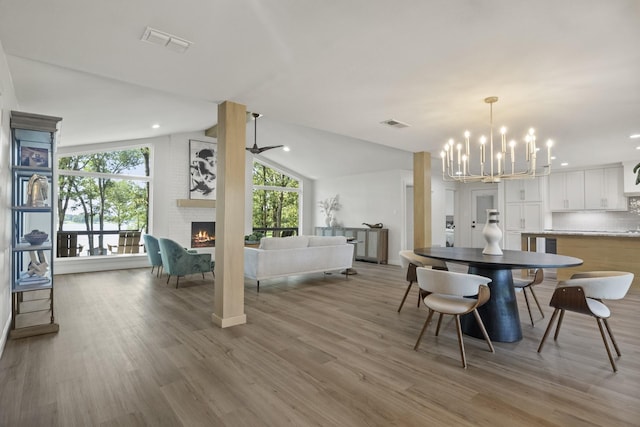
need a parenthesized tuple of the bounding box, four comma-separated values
(246, 112, 283, 154)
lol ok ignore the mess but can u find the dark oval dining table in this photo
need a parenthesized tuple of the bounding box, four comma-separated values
(413, 247, 583, 342)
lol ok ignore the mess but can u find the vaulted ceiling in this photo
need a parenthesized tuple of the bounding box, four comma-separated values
(1, 0, 638, 179)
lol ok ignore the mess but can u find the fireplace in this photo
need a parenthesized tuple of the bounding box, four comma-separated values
(191, 222, 215, 248)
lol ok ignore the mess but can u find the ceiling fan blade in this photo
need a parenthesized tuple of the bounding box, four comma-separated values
(256, 145, 284, 153)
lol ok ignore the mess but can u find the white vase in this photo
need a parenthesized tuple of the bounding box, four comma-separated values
(482, 209, 503, 255)
(325, 215, 331, 227)
(330, 214, 338, 227)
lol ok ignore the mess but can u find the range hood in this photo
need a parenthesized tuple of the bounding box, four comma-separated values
(623, 160, 640, 196)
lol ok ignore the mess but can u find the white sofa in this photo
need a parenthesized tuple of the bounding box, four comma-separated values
(244, 235, 354, 291)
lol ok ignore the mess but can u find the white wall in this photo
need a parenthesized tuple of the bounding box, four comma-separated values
(0, 39, 19, 357)
(315, 169, 412, 266)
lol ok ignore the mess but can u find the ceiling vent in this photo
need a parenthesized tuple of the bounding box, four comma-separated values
(381, 119, 410, 129)
(141, 27, 192, 54)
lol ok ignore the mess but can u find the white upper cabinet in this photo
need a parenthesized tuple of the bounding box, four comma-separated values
(505, 178, 543, 202)
(584, 166, 626, 210)
(549, 170, 585, 211)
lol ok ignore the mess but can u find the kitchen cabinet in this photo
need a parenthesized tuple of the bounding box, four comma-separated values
(549, 170, 585, 211)
(584, 166, 626, 210)
(504, 202, 542, 250)
(9, 111, 62, 339)
(505, 178, 543, 203)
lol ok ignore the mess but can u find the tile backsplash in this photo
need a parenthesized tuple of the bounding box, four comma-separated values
(552, 197, 640, 232)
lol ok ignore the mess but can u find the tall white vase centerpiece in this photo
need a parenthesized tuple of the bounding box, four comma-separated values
(482, 209, 503, 255)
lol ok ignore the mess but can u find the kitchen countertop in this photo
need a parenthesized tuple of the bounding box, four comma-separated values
(523, 230, 640, 238)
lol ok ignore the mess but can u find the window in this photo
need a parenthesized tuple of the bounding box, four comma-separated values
(252, 160, 301, 238)
(57, 147, 151, 257)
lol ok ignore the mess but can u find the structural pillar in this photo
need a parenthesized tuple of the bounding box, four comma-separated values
(207, 101, 247, 328)
(413, 152, 432, 249)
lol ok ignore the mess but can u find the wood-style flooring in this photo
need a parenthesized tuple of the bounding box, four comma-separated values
(1, 262, 639, 426)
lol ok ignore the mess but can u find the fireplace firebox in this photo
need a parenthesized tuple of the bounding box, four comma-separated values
(191, 222, 215, 248)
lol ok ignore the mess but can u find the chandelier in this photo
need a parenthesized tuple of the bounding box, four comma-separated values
(441, 97, 553, 183)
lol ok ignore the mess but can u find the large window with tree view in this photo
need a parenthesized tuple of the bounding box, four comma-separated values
(251, 161, 300, 239)
(57, 147, 151, 257)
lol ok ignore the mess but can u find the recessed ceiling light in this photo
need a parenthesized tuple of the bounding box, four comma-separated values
(551, 156, 556, 160)
(636, 146, 640, 150)
(630, 134, 640, 139)
(283, 146, 290, 152)
(152, 124, 160, 129)
(561, 162, 569, 166)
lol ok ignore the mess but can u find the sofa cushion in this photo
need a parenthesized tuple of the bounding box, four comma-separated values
(308, 235, 347, 247)
(259, 235, 310, 250)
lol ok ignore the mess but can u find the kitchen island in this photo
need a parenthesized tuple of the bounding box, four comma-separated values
(521, 231, 640, 288)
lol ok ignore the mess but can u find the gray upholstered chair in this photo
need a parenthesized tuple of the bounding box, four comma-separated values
(158, 238, 214, 288)
(414, 267, 494, 368)
(397, 250, 448, 312)
(513, 268, 544, 326)
(537, 271, 633, 372)
(142, 234, 163, 277)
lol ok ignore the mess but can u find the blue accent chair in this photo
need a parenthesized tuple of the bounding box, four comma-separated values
(142, 234, 163, 277)
(158, 238, 214, 288)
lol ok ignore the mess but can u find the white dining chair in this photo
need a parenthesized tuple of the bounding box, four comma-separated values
(414, 267, 494, 368)
(537, 271, 633, 372)
(513, 268, 544, 326)
(397, 250, 447, 312)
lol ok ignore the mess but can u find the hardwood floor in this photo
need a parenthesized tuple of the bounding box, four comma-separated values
(1, 263, 639, 426)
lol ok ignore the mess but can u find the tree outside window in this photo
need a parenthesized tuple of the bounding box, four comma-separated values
(252, 161, 300, 237)
(57, 147, 150, 256)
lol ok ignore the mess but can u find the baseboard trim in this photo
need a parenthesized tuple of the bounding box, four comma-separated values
(211, 313, 246, 328)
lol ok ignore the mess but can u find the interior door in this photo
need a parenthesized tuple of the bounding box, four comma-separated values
(471, 188, 499, 248)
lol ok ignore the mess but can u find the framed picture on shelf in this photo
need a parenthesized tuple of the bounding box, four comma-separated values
(189, 139, 217, 200)
(20, 145, 49, 167)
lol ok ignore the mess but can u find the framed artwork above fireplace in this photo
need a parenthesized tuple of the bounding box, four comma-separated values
(189, 139, 217, 200)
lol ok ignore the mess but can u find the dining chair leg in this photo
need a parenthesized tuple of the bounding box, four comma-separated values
(201, 272, 205, 279)
(538, 308, 560, 353)
(596, 318, 617, 372)
(530, 287, 545, 318)
(435, 313, 444, 336)
(397, 282, 413, 312)
(454, 315, 467, 369)
(522, 287, 534, 326)
(414, 309, 435, 350)
(166, 274, 171, 285)
(151, 266, 155, 275)
(472, 309, 494, 353)
(602, 318, 621, 356)
(176, 276, 180, 289)
(554, 309, 566, 340)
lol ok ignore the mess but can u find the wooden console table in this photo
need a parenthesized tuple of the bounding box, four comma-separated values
(315, 227, 388, 264)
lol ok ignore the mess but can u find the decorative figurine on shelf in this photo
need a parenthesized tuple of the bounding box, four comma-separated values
(362, 222, 383, 228)
(27, 250, 49, 277)
(27, 174, 49, 207)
